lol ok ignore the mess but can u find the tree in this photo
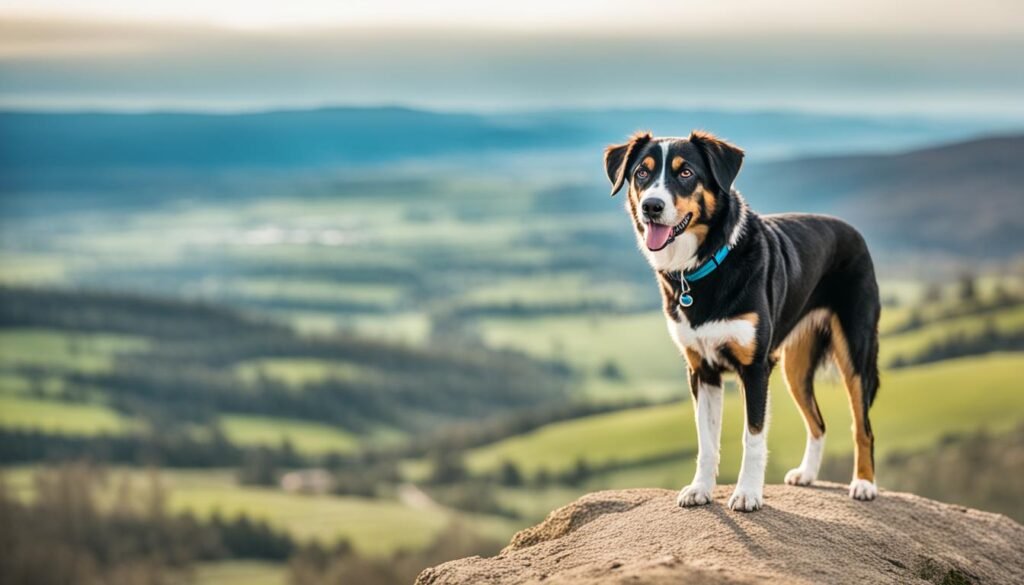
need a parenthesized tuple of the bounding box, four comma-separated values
(957, 271, 977, 303)
(598, 360, 624, 381)
(922, 282, 943, 303)
(533, 467, 551, 488)
(238, 448, 278, 486)
(563, 457, 591, 486)
(498, 460, 523, 486)
(428, 449, 467, 484)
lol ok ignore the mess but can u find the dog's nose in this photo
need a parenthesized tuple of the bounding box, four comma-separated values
(641, 199, 665, 219)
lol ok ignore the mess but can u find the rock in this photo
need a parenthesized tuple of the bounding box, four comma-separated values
(417, 483, 1024, 585)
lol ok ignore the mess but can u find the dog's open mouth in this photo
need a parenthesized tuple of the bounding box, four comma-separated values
(645, 213, 693, 252)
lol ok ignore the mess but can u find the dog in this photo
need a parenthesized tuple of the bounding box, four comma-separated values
(604, 131, 881, 511)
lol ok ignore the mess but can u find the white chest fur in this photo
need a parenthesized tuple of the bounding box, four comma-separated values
(666, 312, 757, 367)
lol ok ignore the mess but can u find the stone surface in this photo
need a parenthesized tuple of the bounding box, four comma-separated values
(417, 483, 1024, 585)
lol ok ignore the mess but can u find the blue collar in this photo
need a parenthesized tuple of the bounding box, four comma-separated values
(665, 245, 731, 307)
(685, 245, 731, 281)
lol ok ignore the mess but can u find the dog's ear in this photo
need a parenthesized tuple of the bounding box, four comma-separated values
(604, 131, 652, 196)
(689, 130, 744, 195)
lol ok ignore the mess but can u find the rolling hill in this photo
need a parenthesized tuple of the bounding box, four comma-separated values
(2, 106, 1021, 261)
(741, 134, 1024, 258)
(0, 286, 570, 463)
(0, 106, 991, 168)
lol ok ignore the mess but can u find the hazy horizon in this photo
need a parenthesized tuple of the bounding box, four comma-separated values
(3, 8, 1024, 117)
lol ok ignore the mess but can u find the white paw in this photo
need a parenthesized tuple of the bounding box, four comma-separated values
(727, 486, 763, 512)
(784, 467, 816, 486)
(677, 483, 714, 507)
(849, 479, 878, 501)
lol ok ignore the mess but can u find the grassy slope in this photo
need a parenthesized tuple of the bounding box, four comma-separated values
(0, 328, 147, 434)
(234, 358, 376, 387)
(220, 414, 359, 455)
(0, 328, 149, 373)
(0, 394, 134, 435)
(2, 466, 451, 557)
(466, 353, 1024, 486)
(193, 561, 287, 585)
(480, 312, 685, 401)
(171, 485, 447, 555)
(479, 298, 1023, 399)
(879, 304, 1024, 365)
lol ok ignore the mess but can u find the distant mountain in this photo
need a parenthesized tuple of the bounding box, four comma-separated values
(0, 106, 1006, 174)
(740, 134, 1024, 258)
(1, 107, 1020, 259)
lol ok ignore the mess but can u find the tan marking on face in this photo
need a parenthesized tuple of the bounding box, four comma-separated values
(688, 224, 709, 248)
(726, 312, 759, 366)
(699, 184, 717, 218)
(642, 156, 656, 171)
(671, 156, 685, 172)
(674, 184, 713, 247)
(673, 193, 702, 229)
(830, 315, 875, 482)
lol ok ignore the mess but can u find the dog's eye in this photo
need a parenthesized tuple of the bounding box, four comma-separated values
(679, 168, 693, 179)
(635, 168, 650, 180)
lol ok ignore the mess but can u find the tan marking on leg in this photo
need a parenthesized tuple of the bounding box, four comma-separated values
(831, 315, 875, 482)
(781, 334, 825, 439)
(684, 348, 702, 372)
(726, 312, 759, 366)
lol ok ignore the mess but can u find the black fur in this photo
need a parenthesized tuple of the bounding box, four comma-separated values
(690, 131, 744, 195)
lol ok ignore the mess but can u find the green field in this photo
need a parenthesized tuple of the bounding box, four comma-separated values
(0, 394, 135, 435)
(3, 466, 453, 556)
(466, 353, 1024, 487)
(220, 414, 359, 455)
(478, 291, 1023, 400)
(217, 278, 402, 307)
(479, 312, 684, 400)
(880, 304, 1024, 365)
(0, 328, 150, 374)
(234, 358, 377, 388)
(192, 561, 287, 585)
(2, 178, 1022, 579)
(171, 485, 448, 555)
(0, 252, 68, 284)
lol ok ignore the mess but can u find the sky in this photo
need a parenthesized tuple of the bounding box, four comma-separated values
(4, 0, 1024, 34)
(1, 1, 1023, 115)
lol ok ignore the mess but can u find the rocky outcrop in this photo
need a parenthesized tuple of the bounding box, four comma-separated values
(418, 483, 1024, 584)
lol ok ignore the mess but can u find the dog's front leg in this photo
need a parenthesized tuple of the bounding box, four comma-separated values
(677, 370, 723, 507)
(729, 364, 770, 512)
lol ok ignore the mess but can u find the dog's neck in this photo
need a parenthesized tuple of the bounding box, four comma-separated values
(642, 190, 750, 274)
(699, 189, 749, 263)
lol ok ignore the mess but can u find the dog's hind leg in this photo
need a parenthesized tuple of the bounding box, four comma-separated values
(830, 311, 880, 501)
(781, 323, 830, 486)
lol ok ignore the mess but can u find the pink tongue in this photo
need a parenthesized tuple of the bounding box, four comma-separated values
(645, 222, 673, 251)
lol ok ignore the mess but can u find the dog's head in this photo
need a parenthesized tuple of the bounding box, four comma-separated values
(604, 131, 744, 271)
